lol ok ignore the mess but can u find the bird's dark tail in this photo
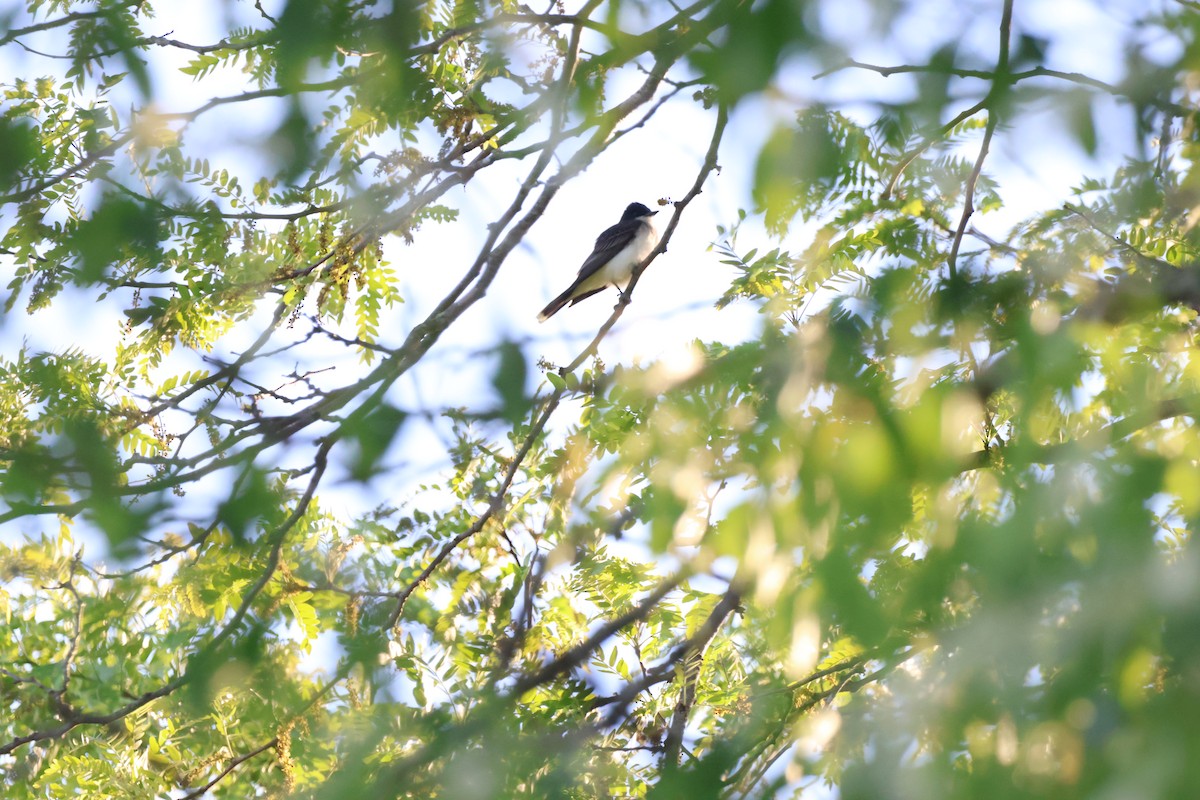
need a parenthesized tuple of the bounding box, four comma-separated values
(538, 285, 608, 322)
(537, 286, 575, 323)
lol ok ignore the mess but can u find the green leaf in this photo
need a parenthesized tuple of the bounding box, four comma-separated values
(492, 340, 529, 422)
(345, 403, 408, 481)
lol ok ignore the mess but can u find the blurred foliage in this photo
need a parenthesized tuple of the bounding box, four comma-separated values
(3, 0, 1200, 798)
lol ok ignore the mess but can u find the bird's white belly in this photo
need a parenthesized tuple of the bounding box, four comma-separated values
(586, 223, 658, 292)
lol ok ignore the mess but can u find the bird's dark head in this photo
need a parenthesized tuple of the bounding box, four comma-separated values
(621, 202, 657, 221)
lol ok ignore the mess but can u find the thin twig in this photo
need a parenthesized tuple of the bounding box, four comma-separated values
(178, 739, 277, 800)
(947, 114, 996, 279)
(948, 0, 1012, 278)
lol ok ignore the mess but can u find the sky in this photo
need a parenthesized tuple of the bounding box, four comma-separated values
(0, 1, 1180, 793)
(0, 0, 1174, 549)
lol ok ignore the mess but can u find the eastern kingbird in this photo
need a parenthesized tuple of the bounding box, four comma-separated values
(537, 202, 659, 322)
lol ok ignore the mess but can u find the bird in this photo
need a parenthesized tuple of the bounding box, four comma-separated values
(537, 201, 659, 322)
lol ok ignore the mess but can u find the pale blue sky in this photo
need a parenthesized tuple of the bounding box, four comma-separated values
(0, 0, 1170, 560)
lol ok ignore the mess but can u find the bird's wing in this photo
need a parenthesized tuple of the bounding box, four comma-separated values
(537, 218, 644, 322)
(574, 218, 640, 280)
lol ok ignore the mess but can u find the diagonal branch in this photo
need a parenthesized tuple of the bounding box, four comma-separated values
(661, 588, 741, 767)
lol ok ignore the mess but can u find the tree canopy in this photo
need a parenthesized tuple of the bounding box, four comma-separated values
(3, 1, 1200, 798)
